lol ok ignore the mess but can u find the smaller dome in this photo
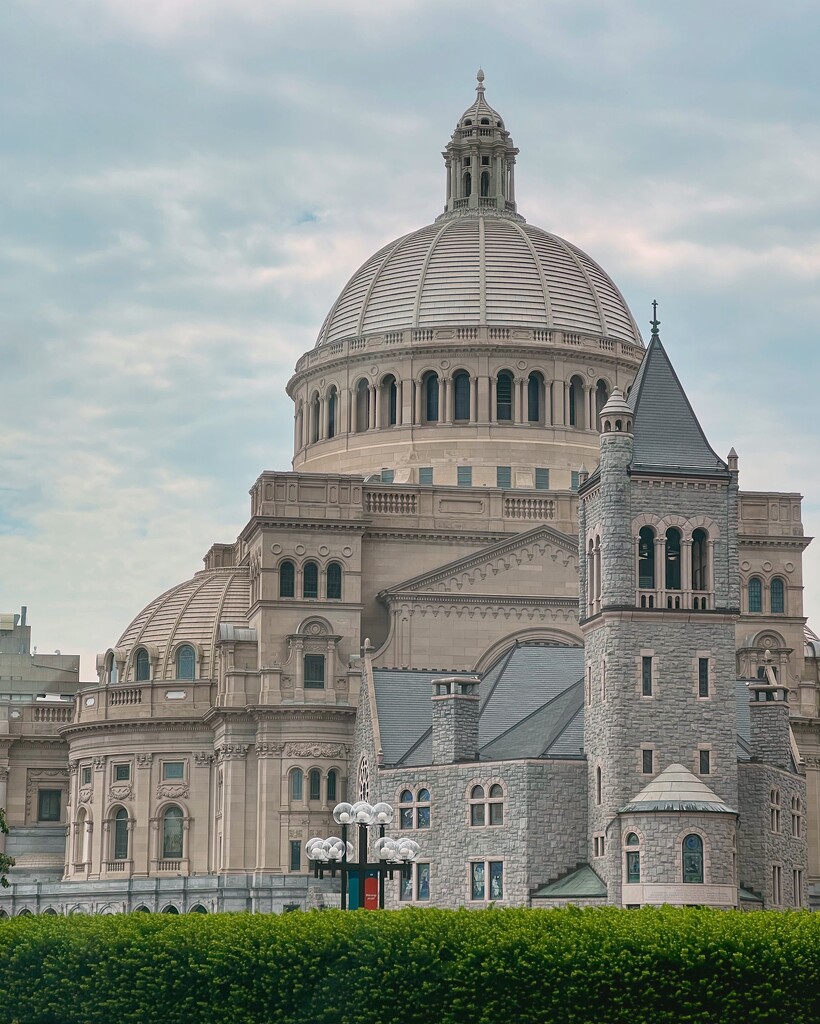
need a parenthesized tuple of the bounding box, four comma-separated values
(599, 387, 633, 431)
(115, 566, 250, 681)
(458, 69, 504, 129)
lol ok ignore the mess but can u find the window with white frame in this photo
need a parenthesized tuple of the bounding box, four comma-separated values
(399, 787, 430, 829)
(399, 862, 430, 902)
(469, 784, 504, 826)
(470, 860, 503, 901)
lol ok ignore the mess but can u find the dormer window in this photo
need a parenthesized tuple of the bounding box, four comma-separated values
(463, 119, 472, 126)
(135, 648, 150, 682)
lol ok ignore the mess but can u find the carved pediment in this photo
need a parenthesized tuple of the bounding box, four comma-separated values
(380, 525, 578, 601)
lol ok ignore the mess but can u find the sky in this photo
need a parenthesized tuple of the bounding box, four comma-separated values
(2, 0, 820, 679)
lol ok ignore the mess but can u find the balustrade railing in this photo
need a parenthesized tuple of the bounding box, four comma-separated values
(365, 490, 418, 515)
(503, 497, 556, 520)
(33, 705, 73, 723)
(110, 688, 142, 707)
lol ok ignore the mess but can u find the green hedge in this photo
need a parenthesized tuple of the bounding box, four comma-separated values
(1, 906, 819, 1024)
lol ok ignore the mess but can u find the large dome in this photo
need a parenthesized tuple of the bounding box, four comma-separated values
(316, 214, 642, 349)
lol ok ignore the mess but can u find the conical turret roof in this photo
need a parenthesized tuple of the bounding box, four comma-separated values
(619, 762, 736, 814)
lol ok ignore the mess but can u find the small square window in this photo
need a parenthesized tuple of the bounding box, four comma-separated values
(463, 157, 470, 167)
(304, 654, 325, 689)
(699, 750, 711, 775)
(38, 789, 61, 822)
(419, 467, 434, 485)
(642, 749, 654, 775)
(457, 466, 472, 487)
(381, 469, 394, 484)
(535, 468, 550, 490)
(81, 766, 92, 786)
(114, 764, 131, 782)
(496, 466, 511, 489)
(481, 155, 490, 165)
(163, 761, 184, 781)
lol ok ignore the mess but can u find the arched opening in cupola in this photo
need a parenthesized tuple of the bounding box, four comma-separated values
(463, 171, 472, 197)
(595, 379, 610, 423)
(568, 375, 585, 428)
(638, 526, 656, 593)
(480, 171, 490, 197)
(453, 370, 471, 421)
(423, 372, 439, 423)
(355, 379, 369, 432)
(665, 528, 682, 594)
(327, 386, 338, 438)
(496, 370, 513, 421)
(527, 372, 545, 424)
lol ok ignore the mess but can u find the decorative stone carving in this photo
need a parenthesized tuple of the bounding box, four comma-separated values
(284, 742, 346, 759)
(110, 785, 132, 801)
(78, 788, 93, 804)
(67, 760, 79, 775)
(217, 744, 249, 762)
(255, 743, 284, 759)
(0, 766, 10, 782)
(193, 752, 214, 767)
(92, 757, 105, 771)
(157, 784, 189, 800)
(136, 754, 153, 769)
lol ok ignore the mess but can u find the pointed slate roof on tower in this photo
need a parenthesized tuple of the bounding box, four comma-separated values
(626, 310, 727, 476)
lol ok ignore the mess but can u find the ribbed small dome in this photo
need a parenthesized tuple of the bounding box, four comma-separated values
(116, 567, 250, 681)
(316, 214, 642, 349)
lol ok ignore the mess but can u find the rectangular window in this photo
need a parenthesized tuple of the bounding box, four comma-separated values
(81, 766, 92, 786)
(417, 862, 430, 900)
(401, 862, 431, 902)
(419, 467, 434, 485)
(38, 789, 61, 822)
(416, 805, 430, 829)
(571, 470, 580, 491)
(593, 835, 605, 857)
(471, 861, 485, 900)
(457, 466, 472, 487)
(535, 468, 550, 491)
(642, 749, 654, 775)
(114, 764, 131, 782)
(641, 656, 653, 696)
(400, 807, 413, 829)
(794, 868, 804, 908)
(772, 864, 782, 905)
(304, 654, 326, 689)
(290, 840, 301, 871)
(698, 658, 709, 698)
(626, 851, 641, 884)
(380, 469, 394, 484)
(699, 749, 711, 775)
(163, 761, 184, 781)
(496, 466, 511, 489)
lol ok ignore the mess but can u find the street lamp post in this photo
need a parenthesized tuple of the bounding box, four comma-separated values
(306, 800, 420, 910)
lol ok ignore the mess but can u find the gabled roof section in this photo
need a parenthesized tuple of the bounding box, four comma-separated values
(627, 334, 728, 476)
(379, 524, 577, 598)
(531, 864, 607, 900)
(619, 763, 737, 814)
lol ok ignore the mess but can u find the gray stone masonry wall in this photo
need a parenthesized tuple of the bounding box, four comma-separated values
(431, 689, 480, 764)
(370, 759, 587, 909)
(750, 700, 792, 772)
(618, 811, 736, 887)
(597, 432, 634, 607)
(737, 761, 808, 909)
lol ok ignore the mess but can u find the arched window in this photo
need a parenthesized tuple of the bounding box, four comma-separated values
(453, 371, 471, 421)
(527, 372, 543, 423)
(355, 379, 370, 433)
(176, 645, 195, 681)
(161, 806, 184, 860)
(399, 787, 430, 829)
(568, 375, 585, 428)
(303, 561, 319, 599)
(279, 560, 295, 598)
(75, 808, 90, 865)
(309, 391, 320, 444)
(385, 376, 398, 426)
(665, 528, 682, 592)
(468, 784, 502, 825)
(189, 905, 208, 914)
(326, 562, 342, 600)
(309, 769, 321, 801)
(587, 538, 595, 614)
(463, 171, 472, 197)
(692, 528, 708, 593)
(161, 905, 179, 914)
(771, 577, 785, 614)
(638, 527, 656, 590)
(749, 577, 763, 613)
(113, 807, 129, 861)
(423, 372, 439, 423)
(105, 652, 118, 685)
(291, 768, 303, 802)
(135, 649, 150, 682)
(595, 380, 610, 423)
(327, 386, 337, 439)
(480, 170, 490, 197)
(682, 834, 704, 883)
(496, 371, 513, 421)
(327, 770, 338, 803)
(625, 832, 640, 883)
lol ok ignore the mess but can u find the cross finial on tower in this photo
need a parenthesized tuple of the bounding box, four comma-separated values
(476, 68, 485, 93)
(650, 299, 660, 339)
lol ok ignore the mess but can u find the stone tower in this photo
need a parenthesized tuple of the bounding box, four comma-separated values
(578, 323, 740, 907)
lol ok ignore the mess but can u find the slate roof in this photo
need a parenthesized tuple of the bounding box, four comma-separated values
(619, 763, 737, 815)
(531, 864, 607, 900)
(627, 334, 728, 476)
(371, 651, 763, 770)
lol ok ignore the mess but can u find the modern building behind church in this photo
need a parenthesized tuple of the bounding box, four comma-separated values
(1, 74, 816, 915)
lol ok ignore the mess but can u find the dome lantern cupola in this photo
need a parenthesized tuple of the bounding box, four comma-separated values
(441, 70, 521, 219)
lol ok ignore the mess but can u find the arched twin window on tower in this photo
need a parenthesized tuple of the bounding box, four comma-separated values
(636, 524, 711, 610)
(748, 575, 786, 614)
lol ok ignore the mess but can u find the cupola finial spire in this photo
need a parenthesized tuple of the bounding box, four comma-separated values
(650, 299, 660, 339)
(476, 68, 485, 93)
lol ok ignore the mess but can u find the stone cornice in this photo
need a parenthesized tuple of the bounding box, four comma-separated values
(384, 593, 578, 608)
(581, 606, 739, 630)
(60, 720, 210, 740)
(240, 518, 366, 541)
(737, 536, 811, 549)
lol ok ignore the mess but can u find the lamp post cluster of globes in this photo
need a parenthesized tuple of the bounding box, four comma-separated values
(305, 800, 421, 910)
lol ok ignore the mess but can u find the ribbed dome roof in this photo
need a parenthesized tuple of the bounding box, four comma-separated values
(315, 214, 642, 348)
(116, 567, 250, 681)
(458, 68, 504, 128)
